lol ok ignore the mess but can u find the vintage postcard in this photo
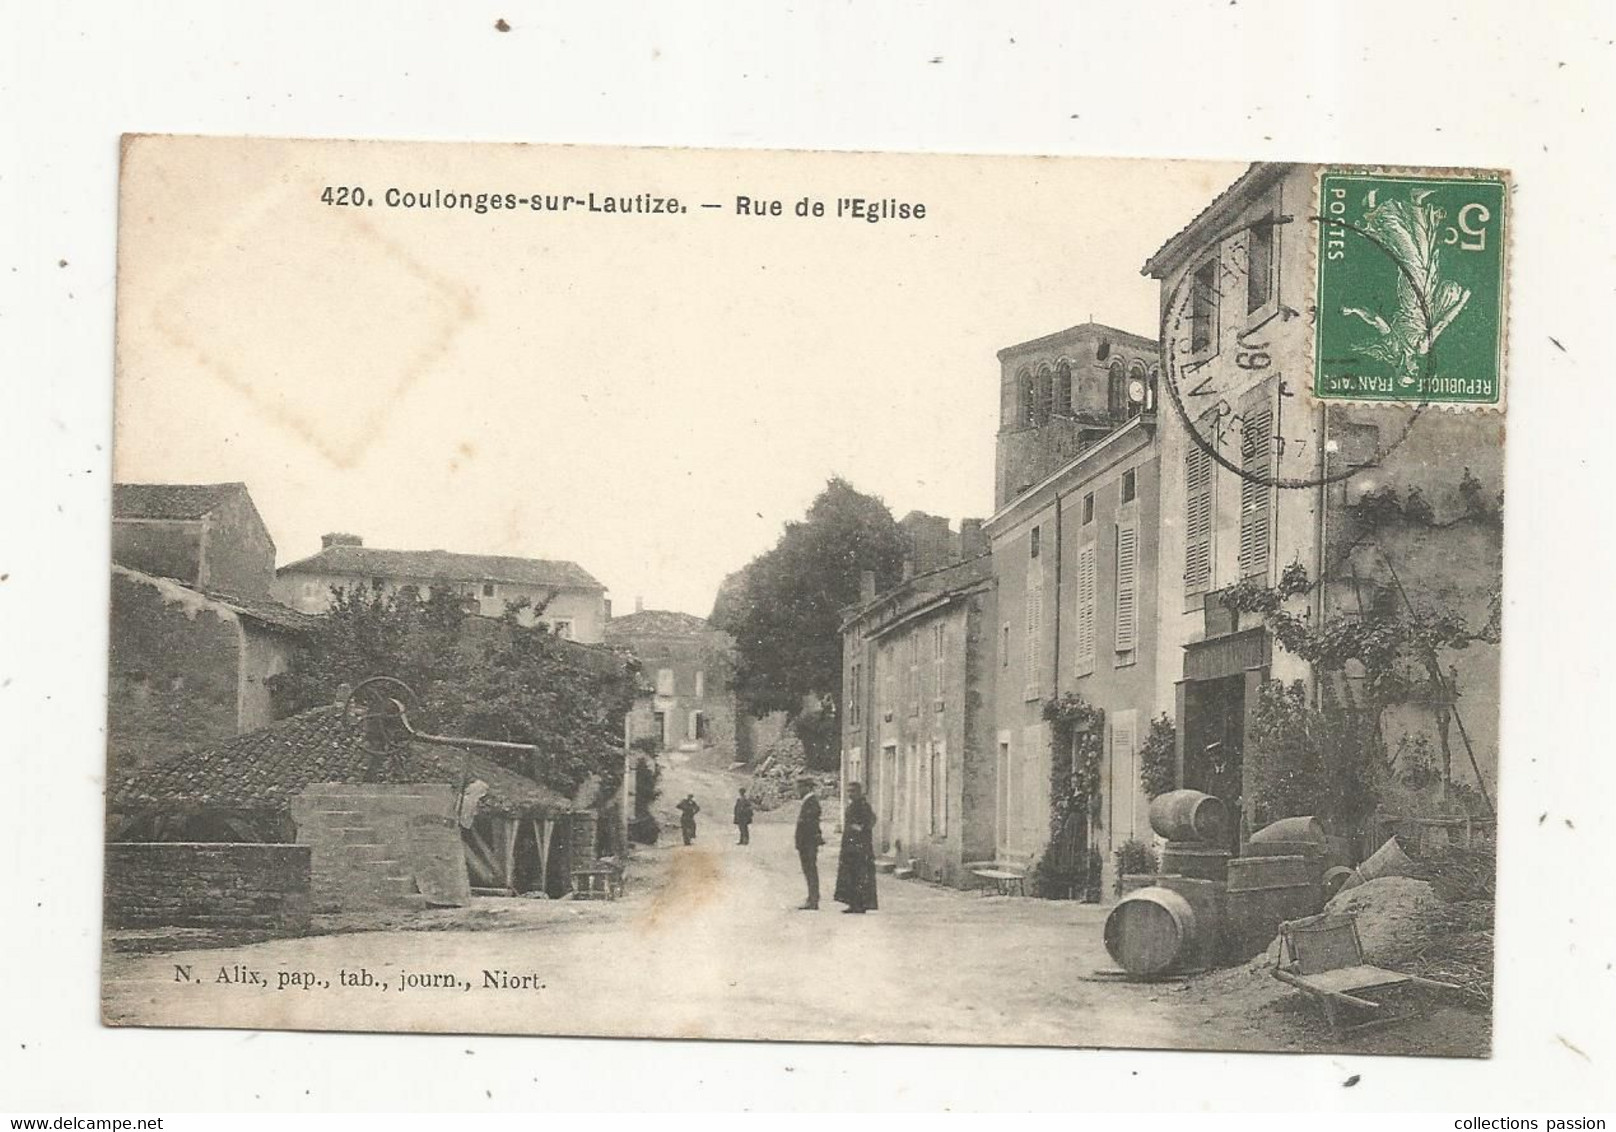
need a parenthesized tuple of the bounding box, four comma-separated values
(103, 137, 1506, 1054)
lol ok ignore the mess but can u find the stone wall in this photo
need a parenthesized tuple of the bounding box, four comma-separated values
(106, 569, 243, 775)
(291, 783, 463, 912)
(104, 842, 312, 930)
(200, 490, 277, 597)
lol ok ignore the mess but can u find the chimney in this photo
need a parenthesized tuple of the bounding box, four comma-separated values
(603, 597, 613, 621)
(322, 532, 363, 549)
(960, 518, 986, 560)
(859, 570, 877, 603)
(901, 559, 915, 582)
(635, 595, 644, 614)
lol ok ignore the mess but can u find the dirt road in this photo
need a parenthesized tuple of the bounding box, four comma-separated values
(104, 793, 1265, 1047)
(102, 752, 1485, 1053)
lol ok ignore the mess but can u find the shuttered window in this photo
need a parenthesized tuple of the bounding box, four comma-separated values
(1111, 710, 1139, 836)
(1239, 407, 1275, 579)
(908, 632, 921, 717)
(1115, 523, 1139, 653)
(1184, 446, 1214, 597)
(1023, 571, 1044, 701)
(1073, 544, 1098, 676)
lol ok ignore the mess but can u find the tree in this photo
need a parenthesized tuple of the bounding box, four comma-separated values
(269, 584, 639, 799)
(713, 477, 907, 768)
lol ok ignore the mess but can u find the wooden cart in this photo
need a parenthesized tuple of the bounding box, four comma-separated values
(1272, 913, 1462, 1036)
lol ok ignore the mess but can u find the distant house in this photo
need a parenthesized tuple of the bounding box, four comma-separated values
(275, 533, 609, 642)
(113, 481, 278, 598)
(606, 604, 735, 755)
(108, 482, 312, 772)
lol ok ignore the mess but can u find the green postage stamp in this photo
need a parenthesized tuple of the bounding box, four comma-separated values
(1316, 171, 1507, 405)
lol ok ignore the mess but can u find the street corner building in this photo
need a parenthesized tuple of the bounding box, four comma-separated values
(1141, 163, 1502, 840)
(275, 533, 609, 643)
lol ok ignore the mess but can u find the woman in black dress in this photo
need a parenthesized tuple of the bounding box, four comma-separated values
(833, 781, 879, 913)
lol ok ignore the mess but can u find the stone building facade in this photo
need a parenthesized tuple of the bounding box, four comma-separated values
(108, 483, 311, 774)
(606, 606, 737, 756)
(1143, 162, 1503, 838)
(841, 554, 997, 886)
(112, 481, 278, 598)
(986, 414, 1163, 881)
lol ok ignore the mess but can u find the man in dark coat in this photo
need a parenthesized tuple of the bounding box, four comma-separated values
(676, 794, 700, 846)
(733, 788, 755, 845)
(833, 781, 879, 913)
(793, 780, 823, 910)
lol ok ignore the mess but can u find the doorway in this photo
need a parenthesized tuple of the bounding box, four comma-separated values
(1182, 674, 1246, 850)
(879, 743, 898, 854)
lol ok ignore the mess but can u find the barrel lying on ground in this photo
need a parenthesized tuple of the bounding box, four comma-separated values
(1103, 886, 1213, 977)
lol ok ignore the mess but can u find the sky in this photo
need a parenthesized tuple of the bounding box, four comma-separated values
(113, 138, 1245, 616)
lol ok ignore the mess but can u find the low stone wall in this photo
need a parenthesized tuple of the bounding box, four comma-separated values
(105, 842, 312, 931)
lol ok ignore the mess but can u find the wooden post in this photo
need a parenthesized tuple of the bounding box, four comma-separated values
(499, 819, 519, 893)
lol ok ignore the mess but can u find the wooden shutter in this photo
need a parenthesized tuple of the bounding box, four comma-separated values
(1239, 408, 1274, 579)
(1115, 524, 1139, 651)
(1024, 571, 1043, 700)
(1184, 446, 1214, 596)
(1074, 544, 1098, 675)
(1111, 710, 1139, 832)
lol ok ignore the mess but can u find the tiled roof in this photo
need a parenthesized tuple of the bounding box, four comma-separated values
(278, 545, 603, 591)
(109, 704, 572, 818)
(113, 482, 248, 521)
(112, 565, 317, 634)
(996, 321, 1157, 359)
(842, 552, 993, 631)
(605, 609, 721, 640)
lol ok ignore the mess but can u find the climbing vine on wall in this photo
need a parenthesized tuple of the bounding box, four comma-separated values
(1138, 714, 1178, 800)
(1041, 693, 1105, 839)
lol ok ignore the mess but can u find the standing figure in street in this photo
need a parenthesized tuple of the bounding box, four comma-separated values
(794, 780, 823, 910)
(676, 793, 700, 846)
(733, 787, 755, 845)
(834, 781, 879, 914)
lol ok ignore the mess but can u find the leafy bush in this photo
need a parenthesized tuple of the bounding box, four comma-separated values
(1114, 838, 1158, 893)
(1248, 678, 1386, 828)
(1138, 714, 1177, 799)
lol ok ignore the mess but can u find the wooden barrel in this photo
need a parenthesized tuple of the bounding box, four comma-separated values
(1249, 815, 1326, 847)
(1159, 841, 1232, 882)
(1224, 855, 1323, 960)
(1148, 790, 1231, 844)
(1354, 835, 1414, 882)
(1103, 887, 1202, 977)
